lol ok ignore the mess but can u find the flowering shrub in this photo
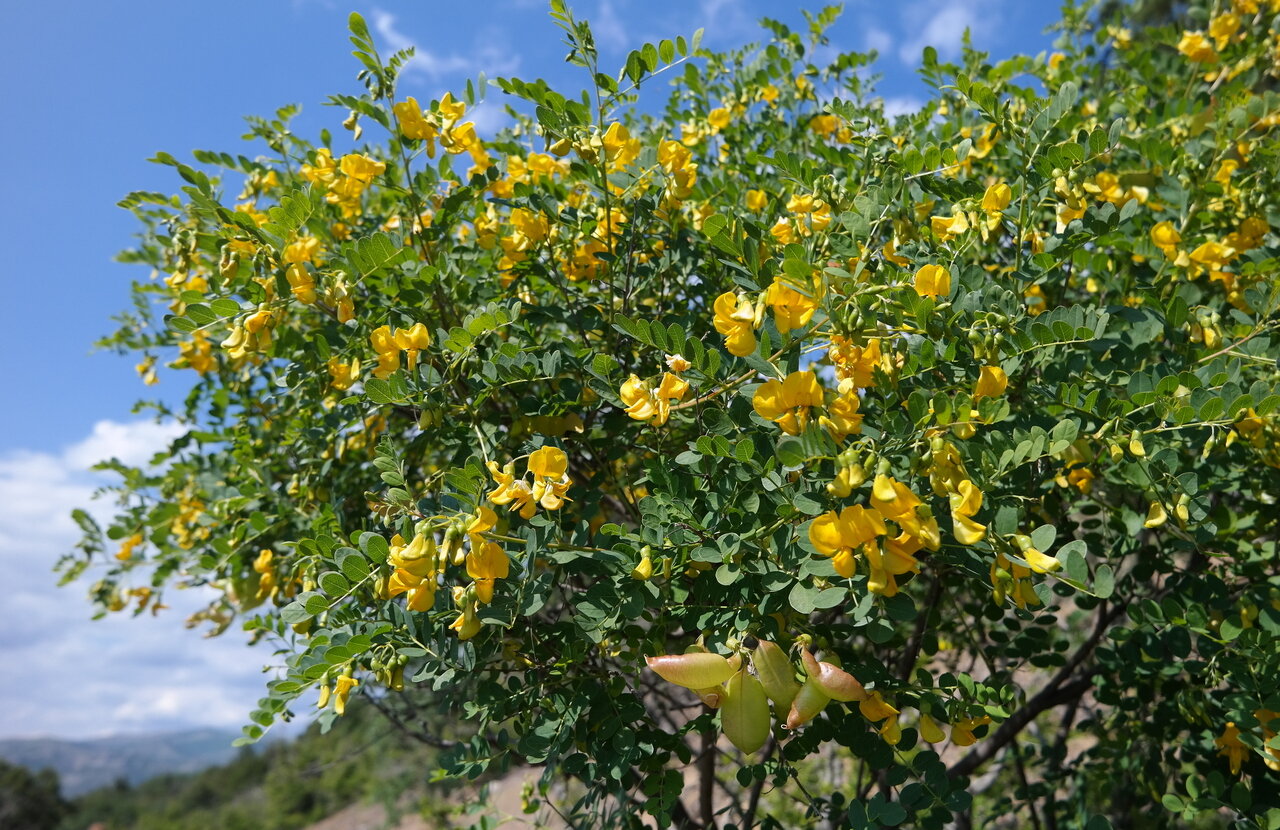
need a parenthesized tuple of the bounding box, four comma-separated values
(69, 1, 1280, 827)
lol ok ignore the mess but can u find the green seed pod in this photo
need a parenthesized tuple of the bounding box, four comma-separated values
(721, 669, 770, 754)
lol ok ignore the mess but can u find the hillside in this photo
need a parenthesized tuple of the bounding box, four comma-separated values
(57, 705, 456, 830)
(0, 729, 240, 798)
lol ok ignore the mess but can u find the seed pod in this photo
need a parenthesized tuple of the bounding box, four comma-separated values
(785, 676, 831, 730)
(800, 648, 867, 702)
(721, 669, 771, 754)
(645, 652, 736, 690)
(752, 640, 800, 712)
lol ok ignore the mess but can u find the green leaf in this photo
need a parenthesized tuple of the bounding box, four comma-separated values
(318, 571, 350, 597)
(339, 550, 370, 583)
(775, 436, 807, 467)
(342, 232, 414, 278)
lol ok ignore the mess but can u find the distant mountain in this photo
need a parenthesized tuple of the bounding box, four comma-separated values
(0, 728, 240, 797)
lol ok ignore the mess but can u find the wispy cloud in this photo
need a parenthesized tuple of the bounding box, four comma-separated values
(370, 9, 521, 82)
(592, 0, 630, 52)
(863, 26, 894, 58)
(0, 420, 269, 740)
(896, 0, 990, 66)
(881, 95, 924, 117)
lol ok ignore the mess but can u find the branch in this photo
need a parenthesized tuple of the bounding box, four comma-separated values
(897, 574, 944, 680)
(741, 733, 778, 830)
(698, 716, 716, 828)
(948, 601, 1124, 780)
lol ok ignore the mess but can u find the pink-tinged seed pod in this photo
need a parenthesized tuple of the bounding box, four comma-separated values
(721, 670, 771, 754)
(800, 648, 868, 703)
(785, 676, 832, 730)
(752, 640, 800, 712)
(645, 652, 736, 690)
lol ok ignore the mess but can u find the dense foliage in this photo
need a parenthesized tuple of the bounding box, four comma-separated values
(60, 709, 451, 830)
(1, 760, 68, 830)
(67, 0, 1280, 826)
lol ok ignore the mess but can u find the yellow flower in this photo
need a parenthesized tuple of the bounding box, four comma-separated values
(1257, 710, 1280, 772)
(931, 212, 970, 241)
(665, 353, 691, 373)
(283, 236, 322, 264)
(809, 114, 839, 137)
(765, 276, 821, 333)
(333, 674, 359, 716)
(918, 713, 947, 743)
(981, 182, 1011, 213)
(620, 374, 665, 423)
(631, 551, 654, 580)
(1012, 534, 1060, 574)
(1215, 722, 1247, 774)
(882, 238, 910, 267)
(707, 107, 732, 130)
(809, 505, 887, 578)
(466, 541, 510, 604)
(858, 690, 899, 722)
(753, 371, 824, 435)
(116, 532, 144, 561)
(991, 553, 1040, 609)
(1209, 13, 1241, 49)
(393, 97, 438, 151)
(949, 480, 987, 546)
(914, 264, 951, 298)
(745, 189, 767, 211)
(871, 475, 941, 551)
(619, 371, 688, 426)
(973, 366, 1008, 400)
(602, 122, 641, 169)
(1189, 240, 1236, 271)
(951, 716, 991, 746)
(339, 153, 386, 183)
(1177, 31, 1218, 64)
(486, 461, 519, 503)
(712, 291, 758, 357)
(1151, 221, 1181, 256)
(828, 337, 882, 388)
(870, 533, 923, 596)
(327, 356, 361, 391)
(1024, 284, 1047, 316)
(285, 264, 317, 304)
(528, 446, 568, 480)
(449, 597, 483, 640)
(819, 390, 863, 442)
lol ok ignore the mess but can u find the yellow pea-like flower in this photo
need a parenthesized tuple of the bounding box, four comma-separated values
(914, 264, 951, 298)
(973, 366, 1008, 400)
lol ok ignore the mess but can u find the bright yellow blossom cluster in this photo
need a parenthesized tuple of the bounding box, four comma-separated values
(301, 149, 387, 217)
(487, 446, 572, 520)
(369, 323, 431, 379)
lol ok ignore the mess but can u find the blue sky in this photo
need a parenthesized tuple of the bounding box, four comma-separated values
(0, 0, 1061, 740)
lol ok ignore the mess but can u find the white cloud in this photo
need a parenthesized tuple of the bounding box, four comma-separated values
(882, 95, 924, 117)
(897, 0, 989, 66)
(593, 0, 630, 51)
(371, 9, 520, 82)
(0, 419, 269, 740)
(864, 27, 894, 57)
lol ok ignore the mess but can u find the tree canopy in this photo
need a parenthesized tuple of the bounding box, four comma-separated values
(67, 0, 1280, 826)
